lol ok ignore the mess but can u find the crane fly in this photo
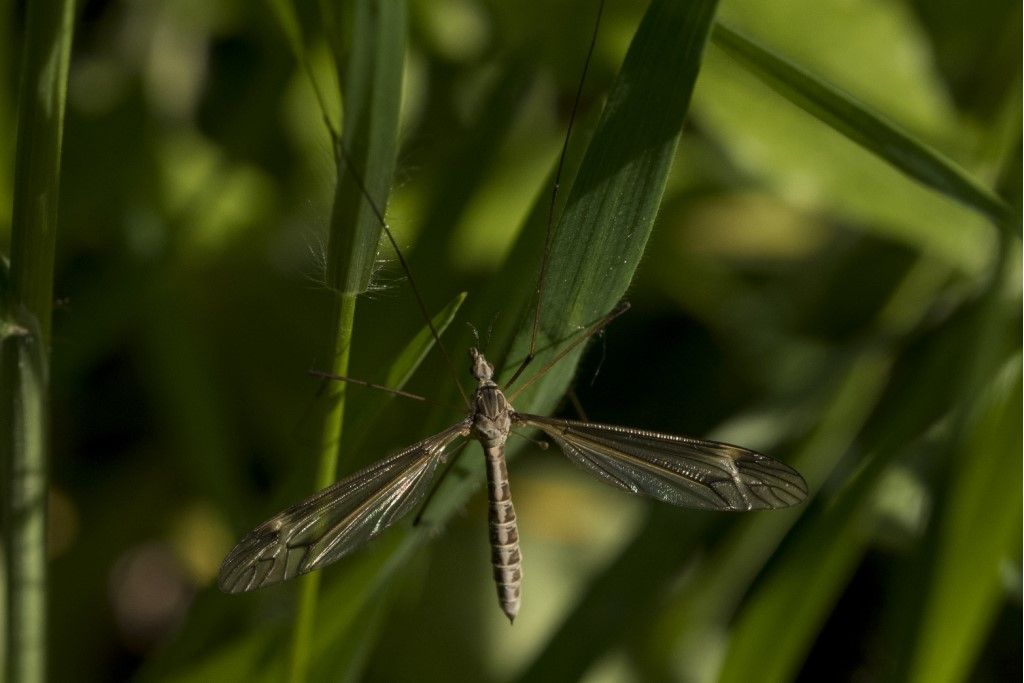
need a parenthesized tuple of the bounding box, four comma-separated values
(217, 320, 808, 622)
(218, 0, 808, 623)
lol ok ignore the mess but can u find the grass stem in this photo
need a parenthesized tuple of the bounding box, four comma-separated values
(2, 0, 75, 681)
(288, 293, 357, 683)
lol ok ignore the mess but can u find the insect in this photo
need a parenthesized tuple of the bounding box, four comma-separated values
(218, 339, 808, 621)
(218, 0, 808, 623)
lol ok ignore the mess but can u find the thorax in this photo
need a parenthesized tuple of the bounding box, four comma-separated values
(471, 382, 512, 447)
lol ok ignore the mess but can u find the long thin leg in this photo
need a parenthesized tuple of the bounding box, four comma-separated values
(508, 301, 630, 403)
(307, 370, 468, 417)
(566, 387, 590, 422)
(504, 0, 606, 390)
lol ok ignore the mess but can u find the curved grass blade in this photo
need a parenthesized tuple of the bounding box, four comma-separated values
(898, 234, 1020, 683)
(711, 23, 1014, 228)
(381, 293, 467, 398)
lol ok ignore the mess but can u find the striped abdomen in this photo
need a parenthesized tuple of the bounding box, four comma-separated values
(484, 444, 521, 623)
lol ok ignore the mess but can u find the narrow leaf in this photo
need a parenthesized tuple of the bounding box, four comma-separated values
(711, 23, 1013, 228)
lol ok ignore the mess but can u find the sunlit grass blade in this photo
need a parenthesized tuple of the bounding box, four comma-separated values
(710, 23, 1013, 228)
(381, 292, 467, 398)
(326, 2, 406, 297)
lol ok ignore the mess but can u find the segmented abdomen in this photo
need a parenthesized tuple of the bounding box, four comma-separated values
(484, 444, 521, 623)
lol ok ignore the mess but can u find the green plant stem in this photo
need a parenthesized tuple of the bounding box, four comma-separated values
(1, 319, 48, 683)
(2, 1, 75, 682)
(288, 292, 357, 683)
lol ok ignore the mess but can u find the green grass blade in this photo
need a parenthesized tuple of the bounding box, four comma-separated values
(711, 23, 1013, 228)
(382, 292, 467, 391)
(289, 1, 407, 681)
(501, 0, 721, 416)
(899, 227, 1020, 682)
(4, 0, 74, 343)
(1, 1, 74, 681)
(327, 0, 406, 296)
(906, 361, 1021, 683)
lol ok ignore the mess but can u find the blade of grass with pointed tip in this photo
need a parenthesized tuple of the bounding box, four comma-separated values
(710, 23, 1013, 228)
(382, 292, 467, 392)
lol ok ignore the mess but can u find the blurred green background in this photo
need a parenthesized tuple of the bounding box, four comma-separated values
(1, 0, 1020, 681)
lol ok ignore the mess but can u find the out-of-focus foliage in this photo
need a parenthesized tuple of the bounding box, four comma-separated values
(0, 0, 1018, 681)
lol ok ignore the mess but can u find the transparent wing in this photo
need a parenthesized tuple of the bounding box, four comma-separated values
(517, 414, 807, 511)
(218, 422, 468, 593)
